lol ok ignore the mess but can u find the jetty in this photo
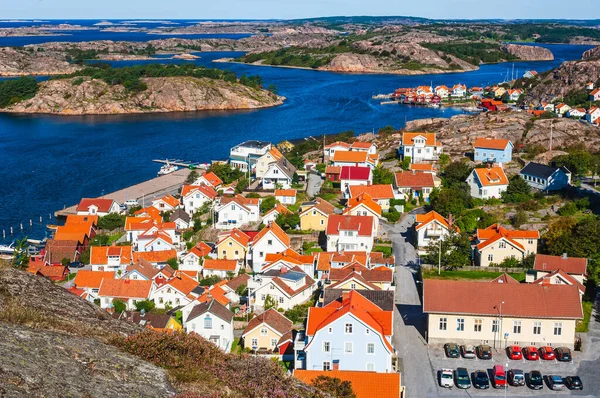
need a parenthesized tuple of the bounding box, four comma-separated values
(55, 168, 192, 218)
(152, 159, 210, 169)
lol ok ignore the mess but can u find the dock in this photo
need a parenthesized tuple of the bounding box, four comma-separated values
(153, 159, 210, 169)
(55, 168, 192, 218)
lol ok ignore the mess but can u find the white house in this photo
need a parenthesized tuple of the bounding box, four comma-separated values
(194, 171, 223, 189)
(97, 278, 154, 311)
(585, 82, 595, 91)
(331, 150, 378, 169)
(342, 193, 381, 235)
(540, 102, 555, 113)
(73, 270, 115, 300)
(248, 267, 316, 311)
(180, 242, 212, 273)
(324, 141, 351, 159)
(523, 70, 538, 79)
(466, 166, 509, 199)
(229, 140, 272, 173)
(507, 89, 522, 102)
(567, 108, 587, 119)
(151, 194, 180, 213)
(76, 198, 121, 216)
(590, 88, 600, 102)
(262, 203, 291, 225)
(262, 248, 316, 276)
(89, 245, 133, 272)
(350, 141, 377, 155)
(215, 195, 261, 230)
(184, 299, 234, 352)
(262, 159, 297, 190)
(435, 85, 450, 98)
(348, 184, 395, 211)
(275, 189, 297, 205)
(255, 147, 285, 178)
(136, 230, 174, 253)
(249, 222, 291, 273)
(414, 211, 460, 250)
(555, 103, 571, 115)
(587, 106, 600, 125)
(326, 215, 375, 253)
(399, 132, 442, 163)
(150, 271, 200, 309)
(202, 259, 240, 279)
(452, 84, 467, 98)
(340, 166, 372, 197)
(169, 209, 191, 230)
(181, 184, 218, 215)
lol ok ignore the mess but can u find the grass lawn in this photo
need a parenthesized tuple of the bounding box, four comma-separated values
(576, 300, 594, 333)
(304, 246, 323, 254)
(107, 232, 124, 244)
(373, 245, 393, 256)
(65, 273, 77, 281)
(422, 269, 526, 282)
(231, 338, 242, 354)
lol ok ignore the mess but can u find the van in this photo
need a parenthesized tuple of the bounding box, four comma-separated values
(493, 364, 507, 388)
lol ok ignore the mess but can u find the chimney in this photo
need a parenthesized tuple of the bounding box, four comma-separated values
(341, 292, 350, 302)
(562, 253, 568, 259)
(487, 163, 491, 169)
(111, 242, 116, 247)
(448, 213, 453, 227)
(280, 267, 287, 274)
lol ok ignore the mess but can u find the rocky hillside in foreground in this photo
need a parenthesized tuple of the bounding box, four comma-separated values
(0, 265, 318, 397)
(405, 112, 600, 159)
(4, 76, 284, 115)
(583, 45, 600, 60)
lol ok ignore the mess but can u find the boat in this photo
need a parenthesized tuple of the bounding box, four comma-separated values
(0, 242, 14, 255)
(463, 106, 483, 113)
(27, 238, 47, 246)
(428, 103, 440, 108)
(46, 224, 59, 231)
(158, 161, 179, 176)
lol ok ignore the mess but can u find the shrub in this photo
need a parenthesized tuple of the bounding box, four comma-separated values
(511, 210, 529, 228)
(167, 257, 179, 270)
(200, 274, 222, 287)
(97, 213, 126, 231)
(558, 202, 578, 216)
(0, 76, 39, 108)
(135, 299, 155, 313)
(113, 299, 126, 314)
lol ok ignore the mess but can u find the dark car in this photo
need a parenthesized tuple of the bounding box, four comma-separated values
(476, 345, 492, 360)
(565, 376, 583, 390)
(460, 345, 476, 359)
(555, 347, 572, 362)
(472, 370, 490, 389)
(455, 367, 471, 389)
(528, 370, 544, 390)
(508, 369, 525, 387)
(444, 343, 460, 358)
(69, 261, 83, 268)
(547, 375, 566, 391)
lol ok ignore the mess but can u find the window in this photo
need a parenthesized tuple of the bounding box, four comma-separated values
(323, 342, 330, 352)
(159, 297, 164, 303)
(488, 254, 494, 262)
(513, 321, 522, 334)
(234, 250, 239, 256)
(271, 338, 278, 347)
(365, 329, 370, 335)
(492, 320, 499, 333)
(345, 323, 353, 334)
(554, 322, 562, 336)
(260, 328, 268, 336)
(251, 338, 258, 347)
(456, 318, 465, 332)
(499, 241, 506, 249)
(261, 294, 266, 301)
(323, 361, 331, 371)
(267, 240, 273, 246)
(528, 239, 534, 245)
(279, 297, 284, 304)
(439, 317, 447, 331)
(350, 283, 357, 289)
(367, 343, 375, 354)
(533, 321, 541, 335)
(204, 316, 212, 329)
(366, 363, 375, 371)
(320, 219, 324, 225)
(344, 342, 353, 354)
(228, 242, 232, 247)
(474, 319, 482, 332)
(328, 327, 333, 334)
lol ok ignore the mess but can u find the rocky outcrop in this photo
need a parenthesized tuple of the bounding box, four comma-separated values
(583, 45, 600, 60)
(501, 44, 554, 61)
(5, 76, 284, 115)
(526, 59, 600, 103)
(323, 53, 380, 73)
(0, 47, 81, 76)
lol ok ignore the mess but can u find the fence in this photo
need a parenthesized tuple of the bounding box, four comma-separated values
(420, 264, 527, 273)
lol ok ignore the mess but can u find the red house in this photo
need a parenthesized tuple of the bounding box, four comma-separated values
(325, 166, 341, 182)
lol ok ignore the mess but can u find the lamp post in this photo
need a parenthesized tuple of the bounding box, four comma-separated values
(499, 301, 505, 351)
(438, 238, 442, 275)
(504, 361, 509, 397)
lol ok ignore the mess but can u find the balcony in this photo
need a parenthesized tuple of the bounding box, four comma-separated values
(425, 228, 444, 237)
(294, 331, 306, 351)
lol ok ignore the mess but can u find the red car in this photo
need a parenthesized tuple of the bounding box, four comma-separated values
(539, 346, 556, 360)
(523, 346, 539, 360)
(507, 345, 522, 360)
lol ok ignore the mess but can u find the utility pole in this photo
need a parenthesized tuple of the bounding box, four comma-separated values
(438, 238, 441, 275)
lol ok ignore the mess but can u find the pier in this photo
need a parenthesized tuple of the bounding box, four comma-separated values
(153, 159, 210, 169)
(55, 168, 192, 218)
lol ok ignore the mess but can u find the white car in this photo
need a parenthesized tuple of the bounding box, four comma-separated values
(124, 199, 139, 206)
(440, 369, 454, 388)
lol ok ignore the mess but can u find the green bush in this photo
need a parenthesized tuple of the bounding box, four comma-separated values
(0, 76, 39, 108)
(113, 299, 126, 314)
(558, 202, 578, 216)
(97, 213, 126, 231)
(200, 274, 222, 287)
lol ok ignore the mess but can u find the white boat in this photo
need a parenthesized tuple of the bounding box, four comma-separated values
(158, 161, 178, 176)
(0, 242, 15, 255)
(429, 103, 440, 108)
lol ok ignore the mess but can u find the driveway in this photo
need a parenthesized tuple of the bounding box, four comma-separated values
(306, 173, 323, 198)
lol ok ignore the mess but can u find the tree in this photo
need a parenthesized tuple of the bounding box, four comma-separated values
(235, 284, 247, 297)
(438, 154, 450, 168)
(135, 299, 156, 313)
(311, 376, 356, 398)
(264, 294, 276, 310)
(558, 202, 578, 217)
(429, 184, 473, 217)
(275, 213, 300, 230)
(185, 170, 199, 184)
(0, 76, 39, 108)
(260, 196, 278, 214)
(553, 151, 592, 177)
(113, 299, 126, 314)
(11, 237, 30, 270)
(98, 213, 126, 231)
(167, 257, 179, 270)
(315, 163, 326, 173)
(442, 161, 473, 187)
(511, 210, 529, 228)
(207, 163, 244, 184)
(424, 232, 471, 270)
(502, 175, 532, 203)
(372, 167, 395, 185)
(200, 274, 222, 286)
(399, 156, 411, 170)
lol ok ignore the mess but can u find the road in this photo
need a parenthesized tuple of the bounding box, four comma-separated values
(306, 173, 323, 198)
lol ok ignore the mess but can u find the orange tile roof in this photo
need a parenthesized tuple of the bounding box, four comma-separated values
(300, 197, 336, 217)
(402, 132, 437, 146)
(253, 221, 290, 246)
(409, 163, 435, 172)
(326, 215, 374, 237)
(74, 270, 115, 289)
(424, 279, 583, 319)
(394, 171, 435, 189)
(216, 228, 251, 247)
(275, 189, 297, 197)
(349, 184, 395, 200)
(218, 194, 259, 212)
(264, 248, 315, 267)
(90, 245, 133, 265)
(534, 254, 587, 275)
(306, 290, 393, 351)
(54, 223, 92, 244)
(164, 272, 199, 295)
(181, 184, 218, 199)
(98, 278, 153, 299)
(154, 194, 179, 208)
(125, 216, 155, 231)
(473, 166, 509, 187)
(325, 141, 351, 149)
(477, 224, 539, 240)
(187, 241, 213, 258)
(132, 249, 177, 264)
(294, 370, 401, 398)
(133, 207, 163, 222)
(351, 141, 374, 149)
(343, 193, 382, 216)
(264, 203, 292, 218)
(532, 269, 585, 293)
(325, 166, 341, 174)
(196, 285, 230, 307)
(332, 150, 369, 163)
(329, 263, 393, 283)
(415, 211, 460, 233)
(473, 137, 511, 150)
(203, 259, 238, 271)
(200, 171, 223, 187)
(65, 215, 99, 226)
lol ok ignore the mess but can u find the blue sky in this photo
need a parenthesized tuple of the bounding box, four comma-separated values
(3, 0, 600, 20)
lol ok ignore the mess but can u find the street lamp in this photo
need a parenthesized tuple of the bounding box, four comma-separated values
(499, 301, 505, 350)
(437, 238, 442, 275)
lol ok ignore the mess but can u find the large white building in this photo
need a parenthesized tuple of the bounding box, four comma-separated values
(399, 132, 442, 163)
(326, 215, 375, 253)
(466, 166, 509, 199)
(229, 140, 272, 173)
(184, 299, 234, 352)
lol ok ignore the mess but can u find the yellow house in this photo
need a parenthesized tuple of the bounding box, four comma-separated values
(242, 309, 293, 352)
(327, 264, 393, 291)
(255, 147, 284, 178)
(215, 228, 250, 263)
(299, 198, 336, 231)
(475, 224, 539, 267)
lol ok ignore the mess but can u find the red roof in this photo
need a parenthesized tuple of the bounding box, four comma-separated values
(473, 137, 511, 150)
(74, 270, 115, 289)
(394, 171, 435, 189)
(181, 184, 218, 200)
(325, 166, 341, 175)
(348, 184, 394, 200)
(294, 370, 401, 398)
(532, 269, 585, 294)
(90, 245, 132, 265)
(534, 254, 587, 275)
(326, 215, 374, 237)
(98, 279, 153, 299)
(340, 166, 371, 181)
(415, 211, 460, 233)
(402, 132, 438, 146)
(76, 198, 116, 213)
(200, 171, 223, 187)
(203, 259, 238, 271)
(350, 141, 374, 149)
(473, 167, 509, 187)
(275, 189, 297, 197)
(154, 194, 179, 208)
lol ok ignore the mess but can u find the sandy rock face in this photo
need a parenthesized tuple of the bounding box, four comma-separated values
(0, 47, 81, 76)
(5, 76, 284, 115)
(526, 59, 600, 103)
(325, 53, 381, 72)
(501, 44, 554, 61)
(583, 45, 600, 60)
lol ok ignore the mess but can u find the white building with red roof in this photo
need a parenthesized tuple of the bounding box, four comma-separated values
(202, 259, 240, 279)
(394, 171, 436, 203)
(248, 222, 291, 273)
(587, 106, 600, 125)
(466, 166, 509, 199)
(414, 211, 460, 250)
(590, 88, 600, 102)
(248, 267, 316, 311)
(475, 224, 539, 267)
(275, 189, 297, 205)
(452, 84, 467, 98)
(151, 194, 180, 212)
(150, 271, 201, 309)
(262, 203, 291, 225)
(528, 253, 587, 284)
(194, 171, 223, 188)
(76, 198, 121, 217)
(399, 132, 442, 163)
(350, 141, 377, 155)
(215, 194, 261, 230)
(180, 242, 213, 273)
(326, 215, 375, 253)
(340, 166, 372, 197)
(181, 184, 218, 215)
(348, 184, 395, 211)
(98, 278, 155, 311)
(342, 193, 381, 235)
(90, 244, 133, 272)
(323, 141, 351, 159)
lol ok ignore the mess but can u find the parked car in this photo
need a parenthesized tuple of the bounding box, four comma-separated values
(508, 369, 525, 387)
(492, 364, 507, 389)
(455, 367, 471, 389)
(124, 199, 139, 206)
(547, 375, 565, 391)
(444, 343, 460, 358)
(460, 345, 476, 359)
(440, 369, 454, 388)
(555, 347, 572, 362)
(539, 346, 556, 360)
(507, 345, 522, 360)
(472, 370, 490, 389)
(565, 376, 583, 390)
(528, 370, 544, 390)
(119, 203, 128, 211)
(476, 345, 492, 360)
(69, 261, 83, 268)
(523, 346, 539, 360)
